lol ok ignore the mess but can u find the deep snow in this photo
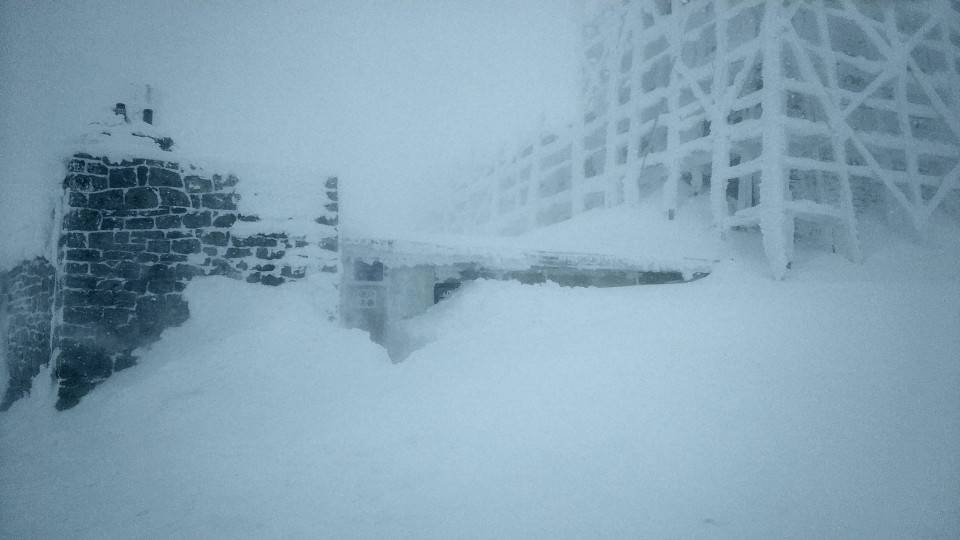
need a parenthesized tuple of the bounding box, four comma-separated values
(1, 209, 959, 539)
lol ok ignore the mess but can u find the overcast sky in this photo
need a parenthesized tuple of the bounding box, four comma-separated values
(0, 0, 580, 265)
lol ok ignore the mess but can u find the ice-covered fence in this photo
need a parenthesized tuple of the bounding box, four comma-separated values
(447, 0, 960, 278)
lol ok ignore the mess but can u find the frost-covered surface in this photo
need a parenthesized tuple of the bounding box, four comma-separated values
(346, 193, 717, 276)
(2, 214, 959, 539)
(228, 162, 337, 240)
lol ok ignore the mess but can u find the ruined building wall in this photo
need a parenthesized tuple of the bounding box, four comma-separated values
(52, 154, 340, 409)
(53, 155, 241, 408)
(0, 147, 340, 411)
(0, 258, 55, 410)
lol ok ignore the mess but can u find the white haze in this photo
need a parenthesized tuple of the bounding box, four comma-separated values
(0, 0, 580, 267)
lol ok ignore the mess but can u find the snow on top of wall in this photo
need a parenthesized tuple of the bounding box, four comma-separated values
(226, 162, 337, 240)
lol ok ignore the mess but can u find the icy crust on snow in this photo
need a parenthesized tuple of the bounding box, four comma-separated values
(2, 229, 959, 539)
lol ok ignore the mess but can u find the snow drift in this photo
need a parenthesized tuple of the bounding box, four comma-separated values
(2, 210, 959, 539)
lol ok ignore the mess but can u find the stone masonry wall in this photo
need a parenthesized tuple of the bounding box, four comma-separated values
(0, 258, 55, 410)
(52, 153, 339, 410)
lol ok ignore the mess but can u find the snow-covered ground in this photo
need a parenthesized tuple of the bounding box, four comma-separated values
(2, 207, 959, 539)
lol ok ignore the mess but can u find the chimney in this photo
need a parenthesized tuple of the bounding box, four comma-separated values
(114, 102, 128, 122)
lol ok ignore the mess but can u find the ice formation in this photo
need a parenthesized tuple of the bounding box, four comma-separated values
(446, 0, 960, 279)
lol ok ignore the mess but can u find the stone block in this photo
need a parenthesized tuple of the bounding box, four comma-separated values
(66, 249, 101, 262)
(182, 211, 212, 228)
(224, 247, 252, 258)
(315, 215, 338, 226)
(63, 209, 100, 231)
(96, 279, 123, 291)
(255, 248, 285, 260)
(147, 279, 177, 294)
(69, 192, 88, 207)
(88, 231, 115, 250)
(212, 213, 237, 227)
(144, 264, 175, 280)
(159, 254, 188, 263)
(147, 240, 171, 253)
(261, 274, 285, 286)
(245, 272, 261, 283)
(135, 253, 159, 264)
(325, 176, 338, 189)
(201, 231, 229, 246)
(86, 162, 108, 175)
(63, 232, 86, 248)
(123, 279, 147, 293)
(171, 238, 201, 254)
(89, 263, 115, 278)
(155, 215, 182, 229)
(158, 187, 191, 207)
(109, 168, 137, 188)
(114, 291, 137, 308)
(89, 189, 124, 210)
(136, 165, 148, 186)
(232, 234, 279, 247)
(65, 174, 108, 192)
(184, 176, 212, 193)
(102, 251, 136, 261)
(148, 167, 182, 187)
(201, 193, 237, 210)
(281, 266, 307, 279)
(125, 217, 154, 229)
(213, 174, 239, 190)
(100, 217, 123, 230)
(116, 261, 141, 280)
(174, 264, 202, 280)
(131, 231, 164, 241)
(125, 187, 159, 209)
(64, 263, 88, 274)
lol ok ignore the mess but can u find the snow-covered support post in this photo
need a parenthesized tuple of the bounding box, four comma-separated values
(758, 0, 791, 279)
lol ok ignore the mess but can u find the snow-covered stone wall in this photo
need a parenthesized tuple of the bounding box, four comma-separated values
(0, 258, 55, 410)
(51, 153, 340, 409)
(0, 141, 340, 410)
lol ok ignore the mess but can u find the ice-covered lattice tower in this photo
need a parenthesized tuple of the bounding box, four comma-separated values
(448, 0, 960, 278)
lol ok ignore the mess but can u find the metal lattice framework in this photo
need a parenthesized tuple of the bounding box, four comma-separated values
(447, 0, 960, 278)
